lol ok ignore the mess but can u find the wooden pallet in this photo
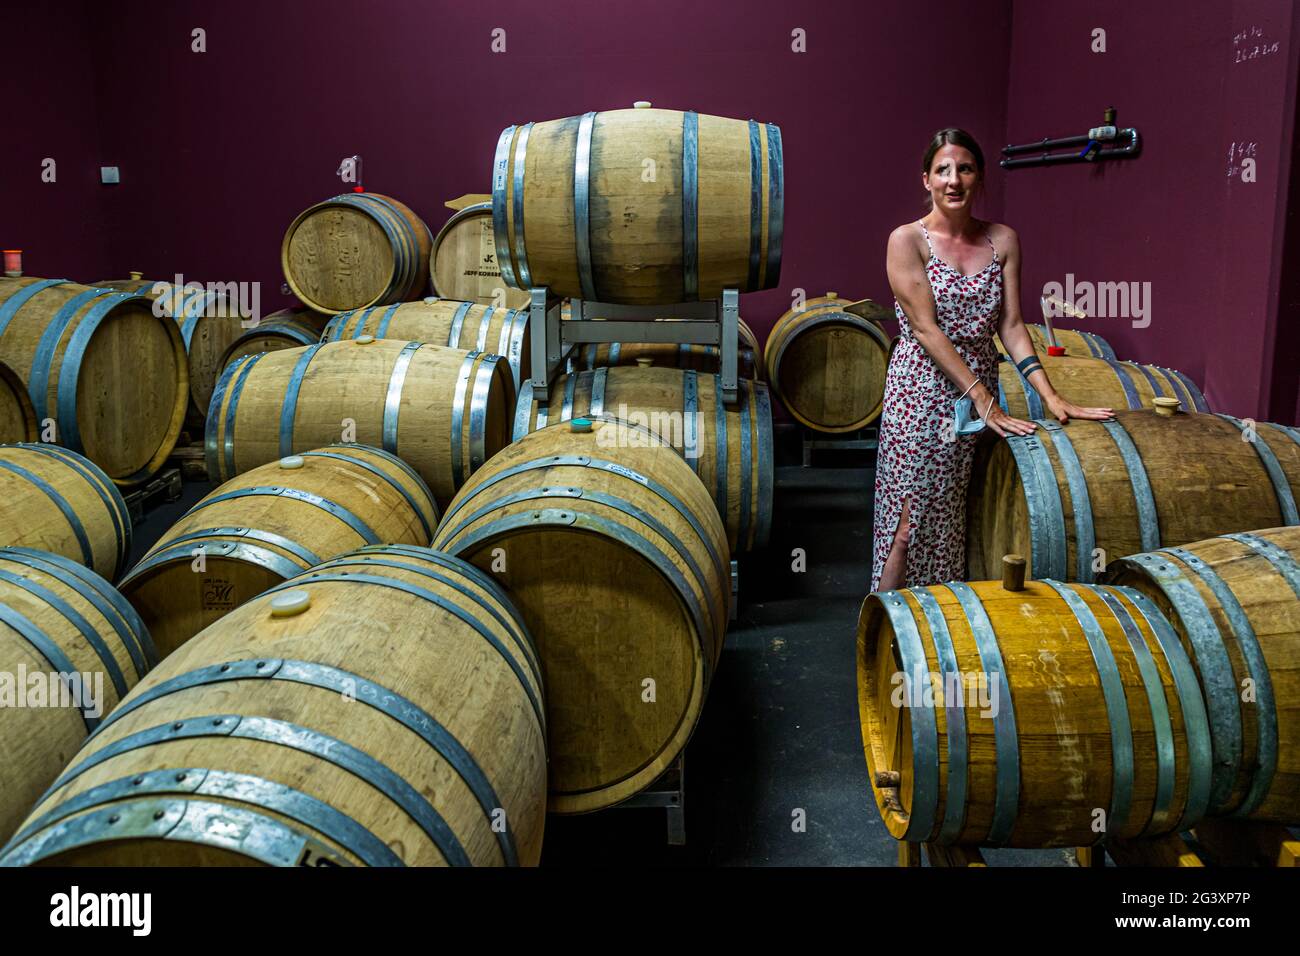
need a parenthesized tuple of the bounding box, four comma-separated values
(122, 467, 183, 525)
(899, 821, 1300, 868)
(167, 439, 208, 482)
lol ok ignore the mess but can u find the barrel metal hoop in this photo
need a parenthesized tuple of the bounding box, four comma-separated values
(204, 353, 246, 480)
(514, 381, 535, 441)
(0, 603, 98, 733)
(1154, 366, 1193, 412)
(51, 713, 470, 866)
(1165, 544, 1276, 818)
(120, 535, 310, 587)
(764, 123, 784, 288)
(944, 582, 1019, 845)
(469, 355, 498, 474)
(506, 308, 528, 391)
(221, 352, 267, 480)
(299, 449, 435, 541)
(738, 380, 752, 549)
(609, 341, 621, 365)
(360, 194, 424, 298)
(511, 122, 534, 289)
(186, 486, 380, 545)
(331, 195, 409, 303)
(1217, 414, 1298, 525)
(681, 110, 700, 300)
(1110, 584, 1214, 830)
(0, 458, 94, 568)
(492, 124, 520, 290)
(62, 292, 150, 456)
(1123, 361, 1164, 399)
(1099, 418, 1160, 552)
(1093, 333, 1117, 360)
(746, 120, 762, 291)
(590, 366, 607, 418)
(375, 303, 402, 338)
(348, 307, 377, 339)
(1086, 584, 1176, 834)
(560, 370, 578, 421)
(474, 308, 496, 353)
(754, 383, 774, 549)
(383, 341, 422, 456)
(1004, 434, 1067, 581)
(1165, 367, 1208, 412)
(447, 301, 473, 347)
(449, 350, 477, 486)
(683, 371, 700, 474)
(29, 288, 113, 420)
(768, 312, 887, 382)
(911, 587, 968, 845)
(875, 590, 939, 842)
(574, 111, 599, 302)
(711, 376, 730, 520)
(1101, 360, 1143, 409)
(1122, 551, 1241, 812)
(321, 444, 437, 523)
(278, 344, 323, 458)
(0, 278, 69, 340)
(1038, 419, 1095, 582)
(1043, 580, 1135, 835)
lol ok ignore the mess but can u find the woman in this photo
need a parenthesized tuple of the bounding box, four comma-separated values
(871, 128, 1113, 593)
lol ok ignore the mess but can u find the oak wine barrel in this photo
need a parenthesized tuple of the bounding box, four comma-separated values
(0, 278, 188, 485)
(0, 361, 38, 442)
(998, 354, 1209, 419)
(323, 298, 531, 392)
(765, 294, 891, 432)
(858, 578, 1211, 846)
(1107, 526, 1300, 823)
(282, 193, 433, 315)
(967, 410, 1300, 583)
(513, 367, 773, 552)
(217, 308, 331, 371)
(563, 308, 763, 381)
(995, 324, 1118, 360)
(119, 444, 440, 659)
(493, 105, 784, 304)
(0, 544, 544, 866)
(432, 418, 729, 813)
(0, 443, 132, 582)
(431, 202, 531, 309)
(0, 546, 156, 841)
(206, 338, 514, 507)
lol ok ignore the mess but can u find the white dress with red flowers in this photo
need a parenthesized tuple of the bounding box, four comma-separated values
(870, 221, 1002, 591)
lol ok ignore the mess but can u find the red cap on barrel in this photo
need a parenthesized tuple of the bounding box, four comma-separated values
(1047, 345, 1066, 357)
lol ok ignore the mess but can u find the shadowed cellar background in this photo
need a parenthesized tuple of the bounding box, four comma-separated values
(4, 0, 1299, 421)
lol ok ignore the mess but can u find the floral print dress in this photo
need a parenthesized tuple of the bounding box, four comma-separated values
(870, 221, 1002, 592)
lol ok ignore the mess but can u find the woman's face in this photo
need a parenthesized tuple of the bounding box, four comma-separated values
(924, 144, 981, 213)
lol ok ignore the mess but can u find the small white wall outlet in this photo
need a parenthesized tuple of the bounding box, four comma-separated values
(100, 166, 120, 184)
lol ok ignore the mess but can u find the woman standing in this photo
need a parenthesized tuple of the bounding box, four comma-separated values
(871, 128, 1113, 593)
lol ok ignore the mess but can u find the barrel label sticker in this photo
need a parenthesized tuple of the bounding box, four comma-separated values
(297, 841, 347, 867)
(202, 577, 236, 611)
(606, 463, 650, 486)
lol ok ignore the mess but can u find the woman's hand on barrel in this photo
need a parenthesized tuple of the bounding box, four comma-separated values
(982, 402, 1037, 438)
(1044, 393, 1115, 424)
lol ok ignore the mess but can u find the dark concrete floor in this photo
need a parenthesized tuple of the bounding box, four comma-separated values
(133, 436, 1074, 867)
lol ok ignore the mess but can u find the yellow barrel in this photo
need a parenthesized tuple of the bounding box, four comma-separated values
(0, 361, 37, 442)
(0, 444, 132, 582)
(118, 444, 440, 659)
(430, 202, 532, 309)
(206, 338, 514, 508)
(433, 418, 729, 813)
(0, 546, 156, 841)
(765, 294, 891, 432)
(493, 106, 784, 304)
(998, 354, 1209, 418)
(995, 324, 1119, 360)
(0, 278, 188, 485)
(282, 193, 432, 314)
(858, 578, 1211, 846)
(216, 308, 331, 371)
(0, 545, 545, 866)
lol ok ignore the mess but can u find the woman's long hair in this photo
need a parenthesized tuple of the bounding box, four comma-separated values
(921, 128, 985, 212)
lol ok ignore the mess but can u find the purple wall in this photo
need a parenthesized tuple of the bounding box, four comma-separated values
(1002, 0, 1300, 420)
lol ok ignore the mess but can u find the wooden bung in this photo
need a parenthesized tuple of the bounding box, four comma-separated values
(1001, 554, 1027, 591)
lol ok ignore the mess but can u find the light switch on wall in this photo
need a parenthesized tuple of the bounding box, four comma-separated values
(100, 166, 120, 184)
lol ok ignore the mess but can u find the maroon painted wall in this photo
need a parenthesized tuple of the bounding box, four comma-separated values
(1002, 0, 1300, 420)
(2, 0, 1012, 345)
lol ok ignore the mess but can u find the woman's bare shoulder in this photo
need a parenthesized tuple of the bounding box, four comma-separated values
(983, 220, 1021, 248)
(888, 221, 925, 254)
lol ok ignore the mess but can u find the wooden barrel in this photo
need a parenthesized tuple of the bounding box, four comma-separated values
(1107, 526, 1300, 823)
(432, 418, 729, 813)
(0, 444, 132, 582)
(493, 106, 784, 304)
(118, 444, 440, 660)
(0, 544, 545, 866)
(0, 361, 38, 442)
(857, 578, 1212, 846)
(563, 310, 763, 381)
(322, 298, 531, 393)
(216, 308, 331, 372)
(0, 278, 188, 485)
(205, 338, 514, 508)
(967, 410, 1300, 583)
(431, 202, 532, 309)
(996, 324, 1118, 360)
(765, 294, 891, 432)
(514, 367, 773, 553)
(997, 354, 1210, 419)
(0, 547, 156, 842)
(282, 192, 433, 315)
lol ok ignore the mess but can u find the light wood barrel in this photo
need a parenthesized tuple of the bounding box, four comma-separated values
(996, 324, 1118, 360)
(0, 545, 545, 866)
(0, 361, 38, 442)
(323, 299, 531, 392)
(0, 547, 156, 842)
(431, 202, 531, 309)
(0, 444, 132, 582)
(514, 367, 773, 552)
(858, 579, 1211, 847)
(1107, 526, 1300, 823)
(282, 192, 433, 315)
(0, 278, 188, 485)
(217, 308, 331, 371)
(493, 107, 784, 304)
(205, 338, 514, 508)
(119, 444, 440, 660)
(765, 295, 891, 432)
(998, 354, 1210, 419)
(967, 410, 1300, 583)
(432, 418, 729, 813)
